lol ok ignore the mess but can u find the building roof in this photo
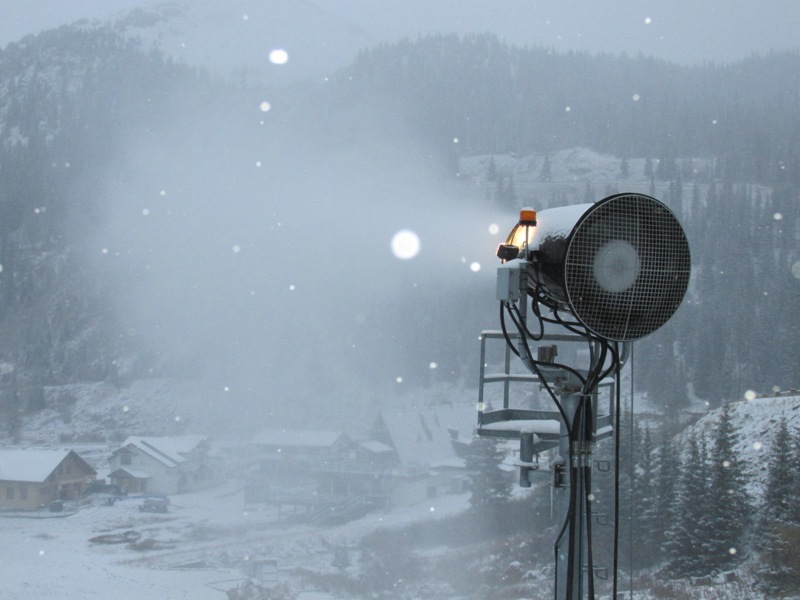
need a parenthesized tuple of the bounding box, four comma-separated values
(431, 457, 467, 470)
(109, 468, 151, 480)
(374, 403, 477, 467)
(0, 449, 95, 483)
(250, 430, 347, 448)
(359, 440, 394, 454)
(118, 435, 207, 468)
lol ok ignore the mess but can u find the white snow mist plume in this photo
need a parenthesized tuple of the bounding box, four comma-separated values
(88, 80, 505, 435)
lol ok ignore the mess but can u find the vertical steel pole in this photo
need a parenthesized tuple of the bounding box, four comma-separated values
(555, 390, 586, 600)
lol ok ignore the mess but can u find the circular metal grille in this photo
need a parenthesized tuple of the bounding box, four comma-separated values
(564, 193, 691, 341)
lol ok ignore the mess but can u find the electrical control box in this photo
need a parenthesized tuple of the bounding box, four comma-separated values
(496, 260, 526, 302)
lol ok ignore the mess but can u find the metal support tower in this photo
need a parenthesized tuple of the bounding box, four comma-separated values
(477, 331, 615, 600)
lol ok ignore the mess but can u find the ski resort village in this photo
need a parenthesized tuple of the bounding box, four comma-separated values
(2, 386, 800, 598)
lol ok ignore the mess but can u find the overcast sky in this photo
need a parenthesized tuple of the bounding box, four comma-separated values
(1, 0, 798, 65)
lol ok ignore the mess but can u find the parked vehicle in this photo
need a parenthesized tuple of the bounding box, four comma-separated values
(139, 497, 169, 513)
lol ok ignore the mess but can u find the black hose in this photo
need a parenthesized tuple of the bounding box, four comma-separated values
(612, 341, 623, 600)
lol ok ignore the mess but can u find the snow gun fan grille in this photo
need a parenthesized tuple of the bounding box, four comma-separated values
(564, 193, 691, 342)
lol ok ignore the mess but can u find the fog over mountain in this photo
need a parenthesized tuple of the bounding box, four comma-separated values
(87, 76, 500, 426)
(0, 24, 510, 437)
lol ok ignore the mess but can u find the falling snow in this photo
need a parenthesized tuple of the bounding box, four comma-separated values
(390, 229, 421, 260)
(269, 49, 289, 64)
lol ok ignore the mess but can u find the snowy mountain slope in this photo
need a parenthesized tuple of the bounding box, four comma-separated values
(675, 392, 800, 502)
(109, 0, 374, 84)
(4, 0, 800, 66)
(14, 376, 389, 446)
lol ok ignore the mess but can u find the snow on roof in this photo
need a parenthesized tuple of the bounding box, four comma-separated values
(250, 430, 347, 448)
(0, 449, 78, 483)
(431, 457, 467, 470)
(109, 468, 151, 479)
(376, 403, 477, 466)
(120, 435, 207, 468)
(360, 440, 394, 454)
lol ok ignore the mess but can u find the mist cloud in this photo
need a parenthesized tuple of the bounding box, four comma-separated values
(86, 79, 505, 432)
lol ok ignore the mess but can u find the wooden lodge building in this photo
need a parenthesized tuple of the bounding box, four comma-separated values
(0, 449, 96, 511)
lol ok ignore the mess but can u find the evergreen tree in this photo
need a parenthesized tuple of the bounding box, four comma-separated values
(464, 437, 511, 510)
(653, 430, 679, 558)
(486, 156, 498, 181)
(631, 424, 658, 568)
(583, 181, 594, 203)
(506, 174, 518, 207)
(539, 154, 552, 181)
(656, 155, 678, 181)
(762, 418, 794, 525)
(663, 431, 710, 577)
(704, 403, 751, 573)
(494, 174, 506, 208)
(619, 157, 629, 179)
(789, 427, 800, 526)
(610, 404, 638, 570)
(644, 157, 654, 179)
(757, 418, 797, 591)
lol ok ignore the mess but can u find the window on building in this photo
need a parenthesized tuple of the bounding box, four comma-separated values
(20, 487, 27, 501)
(121, 453, 132, 466)
(6, 487, 13, 500)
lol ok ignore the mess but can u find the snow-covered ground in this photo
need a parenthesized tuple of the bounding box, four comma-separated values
(7, 395, 792, 598)
(20, 379, 249, 444)
(1, 492, 239, 600)
(0, 480, 470, 600)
